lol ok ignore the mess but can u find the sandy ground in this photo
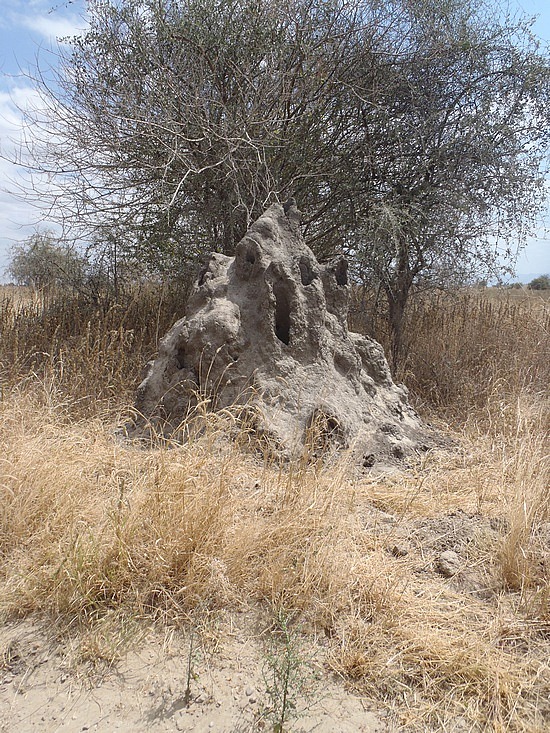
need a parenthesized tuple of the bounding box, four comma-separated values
(0, 616, 389, 733)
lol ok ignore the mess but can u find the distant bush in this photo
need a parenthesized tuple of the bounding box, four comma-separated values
(527, 274, 550, 290)
(8, 231, 86, 291)
(7, 230, 157, 306)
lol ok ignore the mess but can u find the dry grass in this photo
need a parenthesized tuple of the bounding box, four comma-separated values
(350, 286, 550, 424)
(0, 285, 548, 731)
(0, 283, 187, 411)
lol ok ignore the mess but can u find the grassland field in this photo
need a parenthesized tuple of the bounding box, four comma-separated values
(0, 283, 548, 732)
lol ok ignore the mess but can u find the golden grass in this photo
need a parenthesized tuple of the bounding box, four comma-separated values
(0, 285, 548, 730)
(0, 283, 186, 411)
(350, 287, 550, 424)
(0, 387, 548, 729)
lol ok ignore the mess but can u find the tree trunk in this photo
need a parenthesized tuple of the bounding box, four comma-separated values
(387, 292, 408, 375)
(386, 235, 413, 375)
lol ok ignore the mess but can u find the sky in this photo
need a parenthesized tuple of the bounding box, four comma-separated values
(0, 0, 549, 281)
(0, 0, 88, 279)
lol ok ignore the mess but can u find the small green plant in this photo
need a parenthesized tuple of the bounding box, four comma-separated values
(181, 602, 216, 708)
(183, 625, 195, 706)
(261, 610, 314, 732)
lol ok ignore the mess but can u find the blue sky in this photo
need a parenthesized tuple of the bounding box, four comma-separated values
(0, 0, 88, 278)
(0, 0, 549, 280)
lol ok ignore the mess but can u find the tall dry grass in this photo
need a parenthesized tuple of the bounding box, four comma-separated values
(351, 287, 549, 422)
(0, 284, 187, 412)
(403, 291, 549, 424)
(0, 284, 548, 730)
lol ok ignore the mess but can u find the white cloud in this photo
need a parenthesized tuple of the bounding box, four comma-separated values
(0, 2, 88, 279)
(0, 1, 88, 46)
(516, 236, 550, 274)
(0, 1, 86, 30)
(22, 14, 87, 44)
(0, 83, 54, 279)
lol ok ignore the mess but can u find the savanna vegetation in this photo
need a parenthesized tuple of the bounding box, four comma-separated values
(2, 0, 549, 729)
(0, 282, 548, 731)
(13, 0, 550, 367)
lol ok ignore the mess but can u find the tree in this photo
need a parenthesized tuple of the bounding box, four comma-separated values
(528, 274, 550, 290)
(347, 0, 550, 368)
(7, 229, 139, 304)
(8, 231, 86, 291)
(14, 0, 550, 367)
(18, 0, 370, 266)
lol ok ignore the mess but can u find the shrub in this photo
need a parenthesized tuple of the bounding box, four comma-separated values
(527, 274, 550, 290)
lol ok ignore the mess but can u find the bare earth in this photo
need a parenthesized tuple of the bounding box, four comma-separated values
(0, 616, 388, 733)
